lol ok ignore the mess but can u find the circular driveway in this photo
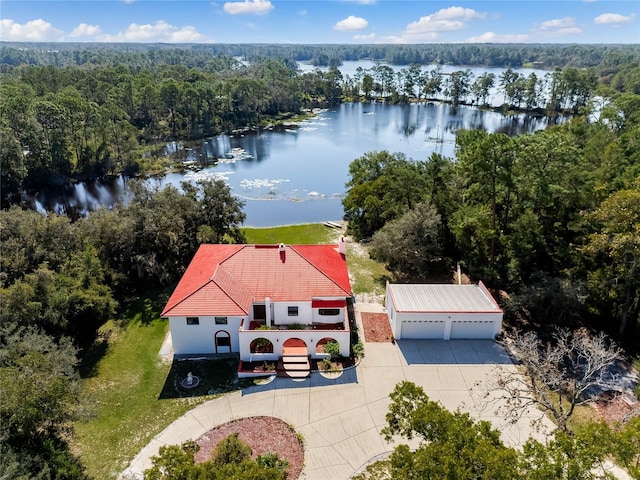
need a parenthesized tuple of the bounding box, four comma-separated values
(121, 303, 551, 480)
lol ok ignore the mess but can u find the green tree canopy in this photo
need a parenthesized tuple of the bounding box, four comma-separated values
(370, 202, 443, 279)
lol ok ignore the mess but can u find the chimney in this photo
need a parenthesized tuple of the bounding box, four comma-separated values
(338, 236, 346, 255)
(279, 243, 286, 262)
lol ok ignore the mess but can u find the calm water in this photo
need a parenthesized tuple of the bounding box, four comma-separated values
(28, 102, 555, 226)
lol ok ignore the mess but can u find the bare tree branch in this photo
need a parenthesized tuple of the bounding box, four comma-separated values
(474, 328, 621, 433)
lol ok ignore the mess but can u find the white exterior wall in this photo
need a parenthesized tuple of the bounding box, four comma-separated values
(386, 289, 400, 338)
(239, 329, 351, 361)
(273, 301, 312, 325)
(169, 316, 244, 355)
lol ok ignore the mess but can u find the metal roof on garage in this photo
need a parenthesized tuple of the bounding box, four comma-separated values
(387, 283, 502, 313)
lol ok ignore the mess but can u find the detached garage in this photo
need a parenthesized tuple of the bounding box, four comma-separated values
(385, 282, 503, 340)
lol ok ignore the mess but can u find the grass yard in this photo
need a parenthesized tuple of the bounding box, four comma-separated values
(242, 222, 337, 245)
(72, 294, 235, 479)
(346, 242, 392, 295)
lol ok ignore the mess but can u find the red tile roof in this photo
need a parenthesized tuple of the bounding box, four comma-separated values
(162, 243, 352, 317)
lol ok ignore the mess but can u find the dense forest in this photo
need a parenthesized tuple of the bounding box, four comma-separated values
(0, 43, 639, 478)
(3, 42, 640, 69)
(2, 43, 640, 206)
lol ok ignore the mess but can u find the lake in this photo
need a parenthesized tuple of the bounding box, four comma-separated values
(28, 101, 556, 227)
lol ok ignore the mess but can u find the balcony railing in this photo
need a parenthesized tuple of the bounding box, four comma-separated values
(241, 314, 348, 332)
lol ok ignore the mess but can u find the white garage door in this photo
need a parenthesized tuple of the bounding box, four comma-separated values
(450, 320, 495, 339)
(401, 320, 445, 339)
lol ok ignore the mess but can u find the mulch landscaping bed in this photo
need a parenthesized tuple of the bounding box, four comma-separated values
(194, 416, 304, 479)
(361, 312, 393, 342)
(593, 391, 639, 424)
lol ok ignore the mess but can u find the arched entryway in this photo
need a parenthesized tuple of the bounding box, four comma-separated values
(281, 337, 310, 379)
(282, 337, 307, 356)
(214, 330, 231, 353)
(250, 337, 274, 354)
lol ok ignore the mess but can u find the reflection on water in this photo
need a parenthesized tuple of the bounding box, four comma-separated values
(23, 176, 129, 220)
(24, 102, 559, 226)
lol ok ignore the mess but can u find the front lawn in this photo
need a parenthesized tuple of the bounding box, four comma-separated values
(242, 222, 336, 244)
(72, 296, 230, 479)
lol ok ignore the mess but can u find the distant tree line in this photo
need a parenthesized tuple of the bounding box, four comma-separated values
(2, 42, 639, 70)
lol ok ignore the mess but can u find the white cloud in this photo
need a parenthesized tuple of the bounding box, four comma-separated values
(465, 31, 530, 43)
(102, 21, 210, 42)
(0, 18, 64, 41)
(539, 17, 576, 30)
(594, 12, 637, 26)
(389, 6, 487, 43)
(354, 33, 376, 41)
(334, 15, 368, 31)
(122, 0, 135, 4)
(343, 0, 376, 3)
(69, 23, 102, 38)
(298, 9, 307, 17)
(537, 17, 581, 36)
(223, 0, 273, 15)
(430, 6, 487, 22)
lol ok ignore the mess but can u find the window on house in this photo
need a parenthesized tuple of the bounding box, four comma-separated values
(216, 335, 231, 347)
(288, 306, 299, 316)
(319, 309, 340, 316)
(215, 317, 228, 325)
(186, 317, 199, 325)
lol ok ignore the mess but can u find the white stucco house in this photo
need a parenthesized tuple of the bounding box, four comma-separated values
(385, 282, 503, 340)
(162, 239, 352, 365)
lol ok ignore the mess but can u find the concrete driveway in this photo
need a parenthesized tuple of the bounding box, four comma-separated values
(122, 303, 551, 479)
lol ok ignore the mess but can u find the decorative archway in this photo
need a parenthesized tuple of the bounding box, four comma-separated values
(214, 330, 232, 353)
(282, 337, 307, 356)
(315, 337, 339, 354)
(250, 337, 274, 354)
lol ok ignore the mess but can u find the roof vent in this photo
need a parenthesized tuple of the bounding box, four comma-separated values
(278, 243, 285, 252)
(278, 243, 286, 263)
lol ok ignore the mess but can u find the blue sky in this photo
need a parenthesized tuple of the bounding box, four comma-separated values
(1, 0, 638, 44)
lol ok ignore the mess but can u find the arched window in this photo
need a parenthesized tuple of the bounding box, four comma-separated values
(214, 330, 232, 353)
(250, 337, 274, 354)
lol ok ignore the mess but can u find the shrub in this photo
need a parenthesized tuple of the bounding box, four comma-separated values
(323, 341, 341, 361)
(211, 433, 251, 466)
(321, 358, 332, 372)
(263, 362, 275, 371)
(256, 451, 289, 474)
(352, 340, 364, 359)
